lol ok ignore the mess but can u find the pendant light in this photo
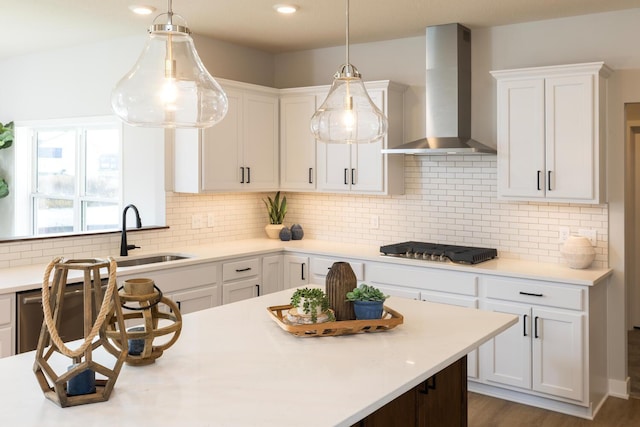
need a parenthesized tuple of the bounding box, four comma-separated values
(310, 0, 387, 144)
(111, 0, 228, 128)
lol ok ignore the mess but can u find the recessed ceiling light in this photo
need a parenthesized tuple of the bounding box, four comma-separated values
(273, 4, 298, 14)
(129, 5, 156, 15)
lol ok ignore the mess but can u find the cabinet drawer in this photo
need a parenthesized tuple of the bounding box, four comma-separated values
(484, 277, 584, 310)
(0, 295, 13, 326)
(368, 263, 478, 296)
(310, 258, 364, 281)
(223, 258, 260, 281)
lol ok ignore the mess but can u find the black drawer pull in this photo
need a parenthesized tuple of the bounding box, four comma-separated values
(519, 291, 543, 297)
(255, 284, 260, 296)
(247, 167, 251, 184)
(351, 168, 356, 185)
(235, 267, 252, 272)
(419, 376, 436, 394)
(301, 263, 306, 281)
(523, 314, 528, 337)
(344, 168, 348, 185)
(537, 170, 542, 191)
(240, 167, 245, 184)
(547, 170, 552, 191)
(534, 316, 540, 338)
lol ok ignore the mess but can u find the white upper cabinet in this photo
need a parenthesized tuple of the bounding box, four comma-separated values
(492, 62, 611, 204)
(279, 93, 319, 191)
(281, 80, 406, 195)
(173, 79, 279, 193)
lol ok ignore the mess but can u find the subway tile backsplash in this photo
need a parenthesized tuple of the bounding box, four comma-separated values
(0, 155, 608, 269)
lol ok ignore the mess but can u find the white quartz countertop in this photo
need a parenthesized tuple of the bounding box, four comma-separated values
(0, 238, 612, 294)
(0, 287, 517, 427)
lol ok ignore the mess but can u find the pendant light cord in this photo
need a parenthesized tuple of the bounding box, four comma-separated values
(345, 0, 350, 66)
(167, 0, 174, 25)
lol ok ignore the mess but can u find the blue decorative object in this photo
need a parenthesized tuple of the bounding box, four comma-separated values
(128, 326, 146, 355)
(279, 226, 292, 241)
(291, 224, 304, 240)
(353, 300, 384, 320)
(66, 365, 96, 396)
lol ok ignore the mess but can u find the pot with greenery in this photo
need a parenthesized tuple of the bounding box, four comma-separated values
(290, 287, 335, 324)
(0, 121, 14, 199)
(263, 191, 287, 239)
(346, 284, 389, 320)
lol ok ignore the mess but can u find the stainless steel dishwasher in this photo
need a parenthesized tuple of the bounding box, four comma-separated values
(16, 281, 104, 354)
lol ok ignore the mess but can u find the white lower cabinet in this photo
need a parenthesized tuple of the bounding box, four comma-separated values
(119, 262, 220, 317)
(284, 255, 309, 289)
(0, 293, 14, 358)
(478, 275, 591, 408)
(222, 257, 261, 304)
(309, 257, 365, 285)
(262, 255, 284, 295)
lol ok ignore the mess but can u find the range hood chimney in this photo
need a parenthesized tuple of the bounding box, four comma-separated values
(382, 23, 496, 155)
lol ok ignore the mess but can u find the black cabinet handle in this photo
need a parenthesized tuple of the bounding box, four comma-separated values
(255, 284, 260, 297)
(534, 316, 539, 338)
(308, 168, 313, 184)
(523, 314, 528, 337)
(301, 263, 306, 281)
(235, 267, 252, 272)
(548, 170, 552, 191)
(240, 167, 245, 184)
(519, 291, 543, 297)
(537, 171, 542, 191)
(247, 167, 251, 184)
(351, 168, 356, 185)
(344, 168, 348, 185)
(419, 376, 437, 394)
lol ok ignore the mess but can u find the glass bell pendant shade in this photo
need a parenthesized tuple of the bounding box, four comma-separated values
(111, 30, 228, 128)
(310, 65, 387, 144)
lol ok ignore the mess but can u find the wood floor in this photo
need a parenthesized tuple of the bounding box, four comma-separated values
(466, 329, 640, 426)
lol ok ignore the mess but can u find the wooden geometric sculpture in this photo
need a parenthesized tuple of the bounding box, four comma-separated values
(103, 278, 182, 366)
(33, 257, 128, 408)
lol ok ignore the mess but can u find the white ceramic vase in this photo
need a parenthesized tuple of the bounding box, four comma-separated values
(561, 235, 595, 269)
(264, 224, 284, 239)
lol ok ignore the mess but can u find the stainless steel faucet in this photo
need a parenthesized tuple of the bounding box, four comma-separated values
(120, 204, 142, 256)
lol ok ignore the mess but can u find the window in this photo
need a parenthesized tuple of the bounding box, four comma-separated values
(22, 118, 122, 236)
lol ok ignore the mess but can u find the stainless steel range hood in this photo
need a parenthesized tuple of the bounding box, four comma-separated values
(382, 23, 496, 155)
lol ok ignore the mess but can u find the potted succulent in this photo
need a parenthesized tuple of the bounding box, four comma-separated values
(263, 191, 287, 239)
(0, 121, 14, 199)
(290, 287, 334, 323)
(346, 284, 389, 320)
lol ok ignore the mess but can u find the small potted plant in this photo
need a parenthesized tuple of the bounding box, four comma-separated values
(290, 287, 334, 323)
(346, 284, 389, 320)
(0, 121, 14, 199)
(263, 191, 287, 239)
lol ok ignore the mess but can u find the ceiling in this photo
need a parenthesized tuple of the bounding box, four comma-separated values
(2, 0, 640, 60)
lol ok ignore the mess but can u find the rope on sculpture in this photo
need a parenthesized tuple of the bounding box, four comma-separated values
(41, 257, 117, 358)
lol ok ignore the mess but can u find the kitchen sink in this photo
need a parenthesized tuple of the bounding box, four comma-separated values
(116, 254, 192, 268)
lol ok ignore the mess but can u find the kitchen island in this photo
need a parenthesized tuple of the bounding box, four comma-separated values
(0, 286, 515, 426)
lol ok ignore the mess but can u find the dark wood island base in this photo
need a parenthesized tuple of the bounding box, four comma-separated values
(354, 356, 468, 427)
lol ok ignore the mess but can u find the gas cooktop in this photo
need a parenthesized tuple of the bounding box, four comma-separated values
(380, 241, 498, 265)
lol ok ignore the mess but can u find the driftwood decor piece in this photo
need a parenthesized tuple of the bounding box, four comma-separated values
(103, 278, 182, 366)
(325, 262, 357, 321)
(33, 257, 128, 408)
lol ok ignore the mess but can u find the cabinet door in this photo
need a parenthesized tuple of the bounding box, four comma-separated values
(280, 95, 317, 190)
(544, 74, 594, 201)
(262, 255, 284, 295)
(283, 255, 309, 289)
(532, 308, 584, 400)
(243, 92, 279, 190)
(317, 141, 351, 191)
(202, 88, 243, 191)
(170, 285, 221, 315)
(223, 279, 260, 304)
(0, 327, 12, 358)
(496, 78, 545, 199)
(351, 89, 385, 193)
(480, 301, 532, 390)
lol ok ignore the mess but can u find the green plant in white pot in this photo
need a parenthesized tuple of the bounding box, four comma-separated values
(346, 284, 389, 320)
(263, 191, 287, 239)
(290, 287, 335, 323)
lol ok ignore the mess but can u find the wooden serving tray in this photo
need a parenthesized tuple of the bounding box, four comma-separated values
(267, 304, 403, 337)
